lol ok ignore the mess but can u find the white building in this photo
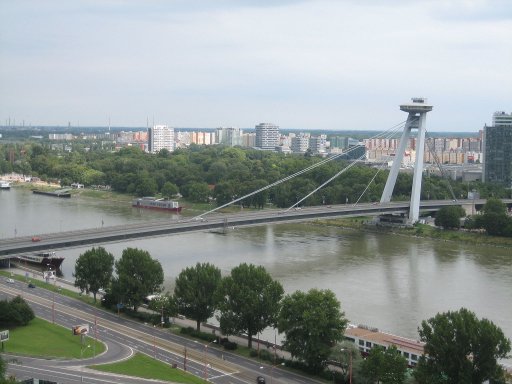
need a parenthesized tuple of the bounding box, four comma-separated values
(215, 127, 243, 146)
(255, 122, 280, 150)
(290, 133, 310, 153)
(148, 125, 174, 153)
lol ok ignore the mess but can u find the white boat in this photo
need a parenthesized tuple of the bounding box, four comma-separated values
(132, 197, 182, 212)
(17, 251, 65, 269)
(0, 181, 10, 190)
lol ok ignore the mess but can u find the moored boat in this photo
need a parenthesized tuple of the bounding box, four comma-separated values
(33, 189, 71, 198)
(0, 181, 11, 190)
(132, 197, 182, 212)
(17, 251, 65, 269)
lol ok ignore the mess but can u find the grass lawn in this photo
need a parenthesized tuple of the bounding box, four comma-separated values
(2, 317, 104, 359)
(92, 352, 208, 383)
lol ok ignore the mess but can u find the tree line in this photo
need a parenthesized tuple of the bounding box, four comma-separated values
(73, 246, 511, 383)
(435, 198, 512, 237)
(2, 143, 509, 208)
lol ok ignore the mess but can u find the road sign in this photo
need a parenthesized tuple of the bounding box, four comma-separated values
(0, 330, 9, 342)
(72, 324, 89, 335)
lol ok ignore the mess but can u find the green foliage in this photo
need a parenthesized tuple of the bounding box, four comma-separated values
(434, 205, 465, 229)
(174, 263, 222, 331)
(111, 247, 164, 311)
(216, 263, 284, 349)
(478, 198, 512, 237)
(161, 181, 179, 198)
(148, 293, 177, 326)
(415, 308, 511, 384)
(6, 142, 497, 208)
(73, 247, 114, 303)
(181, 181, 210, 202)
(0, 296, 34, 326)
(360, 345, 408, 384)
(278, 289, 348, 373)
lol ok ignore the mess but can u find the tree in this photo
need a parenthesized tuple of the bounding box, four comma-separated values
(216, 263, 284, 348)
(360, 345, 408, 384)
(161, 181, 179, 198)
(174, 263, 222, 331)
(479, 198, 512, 237)
(415, 308, 511, 384)
(148, 293, 177, 326)
(277, 289, 348, 373)
(182, 181, 210, 202)
(73, 247, 114, 303)
(112, 247, 164, 311)
(0, 296, 34, 327)
(434, 205, 466, 229)
(328, 341, 364, 384)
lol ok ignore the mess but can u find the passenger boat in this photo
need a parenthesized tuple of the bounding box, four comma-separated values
(132, 197, 182, 212)
(17, 251, 65, 269)
(344, 324, 425, 367)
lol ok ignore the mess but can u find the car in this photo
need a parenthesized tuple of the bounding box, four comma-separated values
(256, 376, 266, 384)
(5, 278, 14, 284)
(31, 236, 41, 242)
(28, 283, 36, 288)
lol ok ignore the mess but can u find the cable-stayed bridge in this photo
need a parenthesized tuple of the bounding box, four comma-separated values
(0, 199, 497, 258)
(2, 98, 509, 259)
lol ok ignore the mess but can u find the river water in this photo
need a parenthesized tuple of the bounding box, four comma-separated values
(1, 188, 511, 351)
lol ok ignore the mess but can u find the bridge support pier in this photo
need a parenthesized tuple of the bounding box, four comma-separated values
(380, 98, 433, 223)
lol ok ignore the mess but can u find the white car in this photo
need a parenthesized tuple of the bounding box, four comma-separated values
(6, 278, 15, 284)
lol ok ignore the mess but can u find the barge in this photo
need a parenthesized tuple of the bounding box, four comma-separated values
(33, 189, 71, 198)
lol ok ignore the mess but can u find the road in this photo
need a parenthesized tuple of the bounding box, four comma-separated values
(1, 199, 491, 257)
(0, 276, 323, 384)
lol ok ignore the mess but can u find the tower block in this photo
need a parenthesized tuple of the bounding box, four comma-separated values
(380, 98, 433, 223)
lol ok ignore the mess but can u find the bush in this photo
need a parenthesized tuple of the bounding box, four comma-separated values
(179, 327, 217, 343)
(223, 341, 238, 350)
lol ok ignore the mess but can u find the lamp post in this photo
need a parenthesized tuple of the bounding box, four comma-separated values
(153, 325, 157, 359)
(46, 264, 56, 324)
(203, 339, 217, 381)
(340, 348, 353, 384)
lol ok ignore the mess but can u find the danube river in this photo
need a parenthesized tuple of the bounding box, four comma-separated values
(1, 188, 511, 349)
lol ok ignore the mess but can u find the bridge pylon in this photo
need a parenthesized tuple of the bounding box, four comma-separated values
(380, 98, 433, 223)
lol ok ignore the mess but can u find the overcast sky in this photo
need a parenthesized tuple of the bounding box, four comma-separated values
(1, 1, 510, 132)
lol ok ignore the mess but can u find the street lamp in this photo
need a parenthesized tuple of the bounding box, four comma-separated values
(46, 264, 56, 324)
(203, 339, 217, 380)
(259, 362, 285, 384)
(340, 348, 353, 384)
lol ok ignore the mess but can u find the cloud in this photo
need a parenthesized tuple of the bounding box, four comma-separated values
(0, 0, 510, 130)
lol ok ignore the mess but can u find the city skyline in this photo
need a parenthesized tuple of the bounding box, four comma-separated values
(1, 1, 511, 132)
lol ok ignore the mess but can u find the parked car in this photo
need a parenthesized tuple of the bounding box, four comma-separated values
(5, 278, 14, 284)
(28, 283, 36, 288)
(31, 236, 41, 242)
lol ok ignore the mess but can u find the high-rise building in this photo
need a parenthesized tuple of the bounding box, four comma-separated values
(483, 111, 512, 186)
(255, 123, 280, 150)
(215, 127, 242, 147)
(291, 133, 310, 153)
(148, 125, 174, 153)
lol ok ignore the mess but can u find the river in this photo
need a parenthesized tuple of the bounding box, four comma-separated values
(1, 187, 511, 351)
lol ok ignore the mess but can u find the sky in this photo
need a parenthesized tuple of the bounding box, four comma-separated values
(0, 0, 511, 132)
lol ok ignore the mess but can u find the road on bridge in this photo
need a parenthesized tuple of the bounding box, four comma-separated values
(0, 199, 491, 257)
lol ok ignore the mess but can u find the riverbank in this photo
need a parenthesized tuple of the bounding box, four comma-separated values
(314, 217, 512, 248)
